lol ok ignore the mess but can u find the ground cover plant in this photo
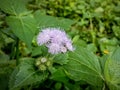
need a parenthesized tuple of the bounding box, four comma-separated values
(0, 0, 120, 90)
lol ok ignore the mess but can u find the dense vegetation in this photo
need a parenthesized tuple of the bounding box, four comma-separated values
(0, 0, 120, 90)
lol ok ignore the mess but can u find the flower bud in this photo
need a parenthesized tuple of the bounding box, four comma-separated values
(35, 60, 41, 66)
(46, 61, 51, 67)
(39, 64, 47, 71)
(41, 57, 47, 63)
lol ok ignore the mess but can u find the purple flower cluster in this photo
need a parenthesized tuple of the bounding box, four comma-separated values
(37, 28, 74, 54)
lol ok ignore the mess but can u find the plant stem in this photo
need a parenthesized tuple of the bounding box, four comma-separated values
(10, 42, 16, 60)
(16, 38, 20, 65)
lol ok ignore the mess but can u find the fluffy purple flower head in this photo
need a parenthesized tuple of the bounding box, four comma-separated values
(48, 43, 61, 54)
(37, 29, 51, 45)
(37, 28, 74, 54)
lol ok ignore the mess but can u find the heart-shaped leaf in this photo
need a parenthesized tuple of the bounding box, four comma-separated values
(6, 15, 37, 49)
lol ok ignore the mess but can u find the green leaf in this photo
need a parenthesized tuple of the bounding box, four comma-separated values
(104, 47, 120, 90)
(9, 58, 48, 90)
(31, 46, 42, 56)
(99, 37, 119, 54)
(53, 53, 68, 65)
(9, 67, 20, 90)
(0, 0, 30, 15)
(50, 68, 68, 83)
(34, 10, 74, 30)
(6, 15, 37, 49)
(113, 26, 120, 39)
(50, 68, 80, 90)
(87, 43, 97, 53)
(64, 46, 103, 86)
(54, 82, 62, 90)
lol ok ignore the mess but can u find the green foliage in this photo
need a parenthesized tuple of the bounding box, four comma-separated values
(0, 60, 15, 90)
(53, 53, 68, 65)
(112, 26, 120, 39)
(0, 0, 30, 15)
(9, 58, 48, 90)
(49, 67, 82, 90)
(34, 10, 74, 31)
(32, 0, 120, 53)
(98, 37, 119, 54)
(6, 15, 37, 49)
(0, 0, 37, 49)
(86, 43, 97, 53)
(104, 47, 120, 90)
(50, 67, 68, 83)
(31, 46, 42, 56)
(64, 46, 103, 86)
(54, 82, 62, 90)
(32, 45, 49, 57)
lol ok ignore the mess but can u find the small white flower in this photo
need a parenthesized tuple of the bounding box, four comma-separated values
(41, 57, 47, 63)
